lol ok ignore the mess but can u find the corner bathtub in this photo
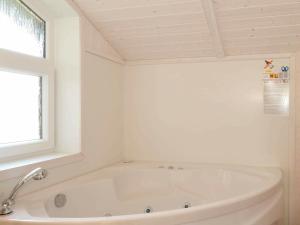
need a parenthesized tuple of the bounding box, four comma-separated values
(0, 162, 283, 225)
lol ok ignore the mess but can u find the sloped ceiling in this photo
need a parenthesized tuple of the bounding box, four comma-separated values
(74, 0, 300, 61)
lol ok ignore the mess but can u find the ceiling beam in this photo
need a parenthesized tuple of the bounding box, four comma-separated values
(201, 0, 225, 58)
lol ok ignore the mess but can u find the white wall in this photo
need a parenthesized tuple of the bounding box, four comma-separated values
(294, 52, 300, 225)
(54, 17, 81, 154)
(123, 59, 291, 169)
(82, 52, 123, 167)
(123, 59, 293, 225)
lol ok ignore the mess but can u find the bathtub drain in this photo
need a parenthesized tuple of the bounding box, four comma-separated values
(54, 194, 67, 208)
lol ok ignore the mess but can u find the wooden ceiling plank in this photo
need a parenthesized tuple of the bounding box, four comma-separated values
(220, 14, 300, 31)
(100, 21, 207, 33)
(75, 0, 200, 12)
(214, 0, 300, 10)
(110, 38, 213, 50)
(103, 24, 209, 39)
(218, 3, 300, 19)
(116, 42, 214, 52)
(108, 32, 212, 45)
(224, 35, 300, 47)
(201, 0, 225, 58)
(124, 49, 216, 61)
(222, 24, 300, 39)
(226, 44, 300, 55)
(98, 13, 205, 30)
(86, 2, 203, 22)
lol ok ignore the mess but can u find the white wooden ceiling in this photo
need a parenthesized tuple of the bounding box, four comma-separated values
(74, 0, 300, 61)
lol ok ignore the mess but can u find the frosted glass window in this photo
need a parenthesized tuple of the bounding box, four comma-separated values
(0, 71, 42, 145)
(0, 0, 46, 57)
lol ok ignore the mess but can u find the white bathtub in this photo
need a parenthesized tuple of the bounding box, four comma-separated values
(0, 162, 283, 225)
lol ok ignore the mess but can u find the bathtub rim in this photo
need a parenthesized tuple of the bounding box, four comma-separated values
(0, 162, 283, 225)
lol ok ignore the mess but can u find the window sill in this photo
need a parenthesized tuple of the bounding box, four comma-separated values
(0, 152, 84, 181)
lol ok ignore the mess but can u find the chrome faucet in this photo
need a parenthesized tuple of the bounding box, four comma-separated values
(0, 168, 47, 215)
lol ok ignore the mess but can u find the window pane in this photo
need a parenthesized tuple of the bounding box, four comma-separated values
(0, 71, 42, 145)
(0, 0, 45, 57)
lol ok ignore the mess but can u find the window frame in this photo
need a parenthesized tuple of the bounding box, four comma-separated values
(0, 0, 55, 160)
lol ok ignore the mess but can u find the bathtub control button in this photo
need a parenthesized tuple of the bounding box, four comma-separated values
(54, 194, 67, 208)
(183, 202, 191, 208)
(168, 166, 174, 170)
(144, 206, 153, 213)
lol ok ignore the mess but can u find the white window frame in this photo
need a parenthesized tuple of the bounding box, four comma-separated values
(0, 0, 55, 160)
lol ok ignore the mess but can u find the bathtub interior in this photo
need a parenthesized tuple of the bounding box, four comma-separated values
(23, 164, 280, 218)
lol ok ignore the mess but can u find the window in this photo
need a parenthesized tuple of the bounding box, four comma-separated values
(0, 0, 46, 57)
(0, 0, 54, 159)
(0, 71, 42, 145)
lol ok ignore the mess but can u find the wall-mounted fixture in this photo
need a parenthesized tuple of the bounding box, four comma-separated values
(263, 59, 289, 115)
(0, 168, 47, 215)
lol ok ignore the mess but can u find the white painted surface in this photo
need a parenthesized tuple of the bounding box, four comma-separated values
(123, 59, 290, 168)
(74, 0, 300, 60)
(54, 17, 81, 154)
(0, 162, 283, 225)
(81, 52, 123, 166)
(294, 52, 300, 225)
